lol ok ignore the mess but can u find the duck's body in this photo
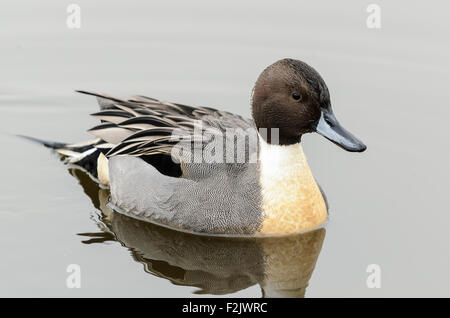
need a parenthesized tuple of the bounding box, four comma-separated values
(29, 58, 365, 235)
(106, 141, 326, 235)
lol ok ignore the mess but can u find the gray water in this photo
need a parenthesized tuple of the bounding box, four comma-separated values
(1, 0, 449, 297)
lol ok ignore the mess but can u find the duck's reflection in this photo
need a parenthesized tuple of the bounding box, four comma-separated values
(69, 167, 326, 298)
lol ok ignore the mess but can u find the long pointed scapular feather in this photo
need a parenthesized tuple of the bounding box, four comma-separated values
(78, 91, 253, 162)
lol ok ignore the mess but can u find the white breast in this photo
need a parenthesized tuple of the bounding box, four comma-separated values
(258, 137, 327, 234)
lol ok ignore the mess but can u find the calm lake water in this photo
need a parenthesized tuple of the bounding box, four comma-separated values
(1, 0, 449, 297)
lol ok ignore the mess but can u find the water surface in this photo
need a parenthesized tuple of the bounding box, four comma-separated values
(1, 0, 449, 297)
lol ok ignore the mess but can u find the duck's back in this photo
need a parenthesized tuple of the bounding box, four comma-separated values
(69, 91, 264, 234)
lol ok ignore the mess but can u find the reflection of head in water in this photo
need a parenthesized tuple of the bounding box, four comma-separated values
(69, 167, 326, 297)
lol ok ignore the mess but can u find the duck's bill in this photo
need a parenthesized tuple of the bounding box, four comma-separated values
(314, 108, 367, 152)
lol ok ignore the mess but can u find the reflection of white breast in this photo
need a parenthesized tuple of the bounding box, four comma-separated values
(258, 138, 327, 234)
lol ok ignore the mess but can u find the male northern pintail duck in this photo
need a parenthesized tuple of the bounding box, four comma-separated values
(29, 58, 366, 235)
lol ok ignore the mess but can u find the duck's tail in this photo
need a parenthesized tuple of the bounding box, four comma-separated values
(18, 135, 104, 180)
(17, 135, 67, 149)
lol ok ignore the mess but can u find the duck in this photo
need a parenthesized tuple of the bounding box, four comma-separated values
(26, 58, 366, 235)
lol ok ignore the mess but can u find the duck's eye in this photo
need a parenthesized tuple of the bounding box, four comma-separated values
(292, 93, 301, 100)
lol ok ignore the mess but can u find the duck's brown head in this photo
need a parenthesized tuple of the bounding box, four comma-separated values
(252, 58, 366, 152)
